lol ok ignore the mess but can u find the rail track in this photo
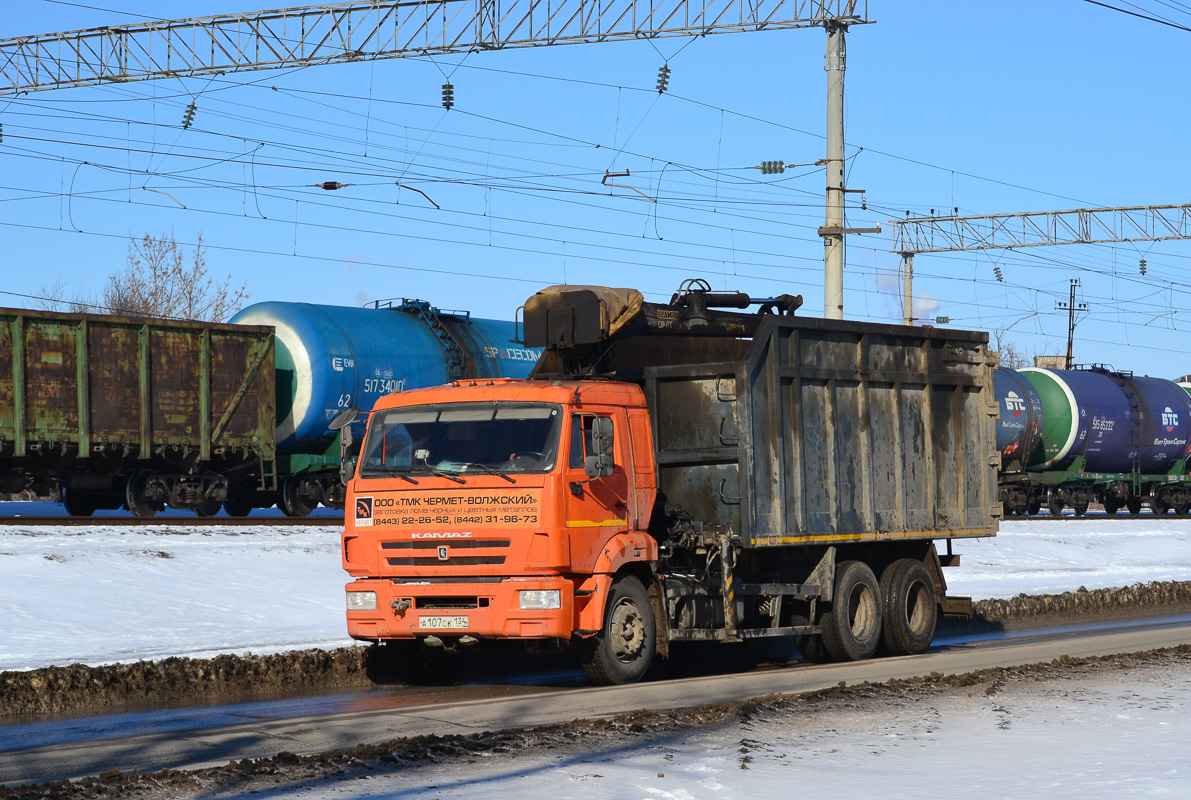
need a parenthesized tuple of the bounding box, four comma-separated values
(0, 515, 344, 527)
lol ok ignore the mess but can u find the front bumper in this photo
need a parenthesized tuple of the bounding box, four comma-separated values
(346, 576, 575, 641)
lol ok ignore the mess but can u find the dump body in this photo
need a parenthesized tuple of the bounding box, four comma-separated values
(0, 306, 275, 499)
(645, 315, 999, 546)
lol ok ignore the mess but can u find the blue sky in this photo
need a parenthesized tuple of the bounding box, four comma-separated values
(2, 1, 1189, 378)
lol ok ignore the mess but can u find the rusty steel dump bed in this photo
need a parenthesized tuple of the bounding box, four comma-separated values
(643, 315, 1000, 547)
(0, 307, 275, 493)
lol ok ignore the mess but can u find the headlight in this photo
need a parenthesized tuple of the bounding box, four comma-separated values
(519, 589, 561, 610)
(346, 590, 377, 611)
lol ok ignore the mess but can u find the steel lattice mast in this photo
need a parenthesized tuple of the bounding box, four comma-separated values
(0, 0, 869, 94)
(891, 204, 1191, 325)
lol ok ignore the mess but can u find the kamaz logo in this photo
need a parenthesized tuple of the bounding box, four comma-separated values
(411, 531, 473, 539)
(331, 357, 355, 372)
(1163, 406, 1179, 431)
(1005, 391, 1025, 418)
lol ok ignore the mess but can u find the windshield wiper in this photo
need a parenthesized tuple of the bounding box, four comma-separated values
(361, 466, 420, 483)
(422, 464, 466, 484)
(460, 462, 515, 483)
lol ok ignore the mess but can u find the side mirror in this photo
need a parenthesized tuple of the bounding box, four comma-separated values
(583, 417, 615, 478)
(329, 407, 359, 432)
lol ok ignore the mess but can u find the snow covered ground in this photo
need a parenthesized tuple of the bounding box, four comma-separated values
(1, 514, 1190, 672)
(284, 658, 1191, 799)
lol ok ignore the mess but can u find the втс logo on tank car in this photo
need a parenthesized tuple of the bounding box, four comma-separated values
(1004, 391, 1026, 417)
(1163, 406, 1180, 431)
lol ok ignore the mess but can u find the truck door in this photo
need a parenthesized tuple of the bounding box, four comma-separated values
(565, 411, 630, 571)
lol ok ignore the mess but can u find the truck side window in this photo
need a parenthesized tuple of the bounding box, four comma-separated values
(569, 414, 613, 469)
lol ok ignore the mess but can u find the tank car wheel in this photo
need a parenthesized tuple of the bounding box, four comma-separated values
(879, 559, 938, 657)
(820, 561, 882, 662)
(1026, 500, 1041, 516)
(1175, 499, 1191, 516)
(580, 575, 655, 685)
(1127, 496, 1143, 515)
(281, 475, 317, 517)
(193, 499, 222, 517)
(125, 471, 162, 518)
(1072, 499, 1089, 516)
(1151, 495, 1171, 515)
(1103, 498, 1121, 515)
(223, 495, 254, 517)
(1047, 495, 1064, 516)
(60, 486, 96, 517)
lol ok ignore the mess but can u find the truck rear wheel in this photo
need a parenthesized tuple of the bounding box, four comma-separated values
(880, 559, 937, 656)
(580, 575, 655, 685)
(820, 561, 882, 662)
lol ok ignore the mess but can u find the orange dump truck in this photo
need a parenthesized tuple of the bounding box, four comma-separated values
(341, 283, 999, 684)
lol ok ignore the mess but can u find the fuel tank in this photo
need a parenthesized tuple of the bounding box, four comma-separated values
(231, 301, 540, 453)
(1019, 367, 1191, 473)
(993, 367, 1044, 470)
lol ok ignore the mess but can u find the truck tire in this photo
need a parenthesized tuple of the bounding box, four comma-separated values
(580, 575, 655, 685)
(879, 559, 938, 656)
(820, 561, 882, 663)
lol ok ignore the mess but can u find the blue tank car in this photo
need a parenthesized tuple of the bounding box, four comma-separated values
(998, 366, 1191, 517)
(229, 299, 540, 516)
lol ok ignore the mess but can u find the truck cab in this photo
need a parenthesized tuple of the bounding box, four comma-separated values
(342, 378, 660, 683)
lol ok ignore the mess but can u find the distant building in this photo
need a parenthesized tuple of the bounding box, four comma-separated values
(1033, 355, 1066, 369)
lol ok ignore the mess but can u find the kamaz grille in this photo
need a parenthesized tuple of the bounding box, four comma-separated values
(381, 538, 510, 567)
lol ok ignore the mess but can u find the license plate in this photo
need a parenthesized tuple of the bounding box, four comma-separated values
(419, 615, 468, 630)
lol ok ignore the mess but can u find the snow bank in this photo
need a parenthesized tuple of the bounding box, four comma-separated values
(2, 516, 1190, 672)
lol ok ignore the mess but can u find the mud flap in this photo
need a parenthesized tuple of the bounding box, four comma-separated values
(940, 595, 973, 617)
(648, 578, 670, 658)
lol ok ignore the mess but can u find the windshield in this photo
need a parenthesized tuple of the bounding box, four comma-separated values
(359, 403, 562, 477)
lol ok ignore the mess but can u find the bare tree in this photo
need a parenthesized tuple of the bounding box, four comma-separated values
(104, 231, 249, 321)
(37, 280, 98, 314)
(990, 325, 1030, 369)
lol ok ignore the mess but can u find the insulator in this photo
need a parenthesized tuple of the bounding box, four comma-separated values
(1139, 257, 1147, 276)
(934, 316, 951, 324)
(656, 63, 671, 94)
(320, 181, 346, 191)
(861, 195, 867, 211)
(760, 160, 786, 175)
(994, 265, 1004, 282)
(0, 121, 4, 144)
(181, 101, 196, 129)
(441, 82, 454, 110)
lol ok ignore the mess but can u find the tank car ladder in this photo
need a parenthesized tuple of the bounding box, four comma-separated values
(394, 300, 470, 382)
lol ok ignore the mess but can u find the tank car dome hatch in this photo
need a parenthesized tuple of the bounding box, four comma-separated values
(231, 301, 540, 453)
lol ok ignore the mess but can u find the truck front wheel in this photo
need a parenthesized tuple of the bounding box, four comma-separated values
(880, 559, 938, 656)
(581, 575, 655, 685)
(820, 561, 882, 662)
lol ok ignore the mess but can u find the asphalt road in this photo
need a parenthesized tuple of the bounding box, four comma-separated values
(3, 617, 1191, 786)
